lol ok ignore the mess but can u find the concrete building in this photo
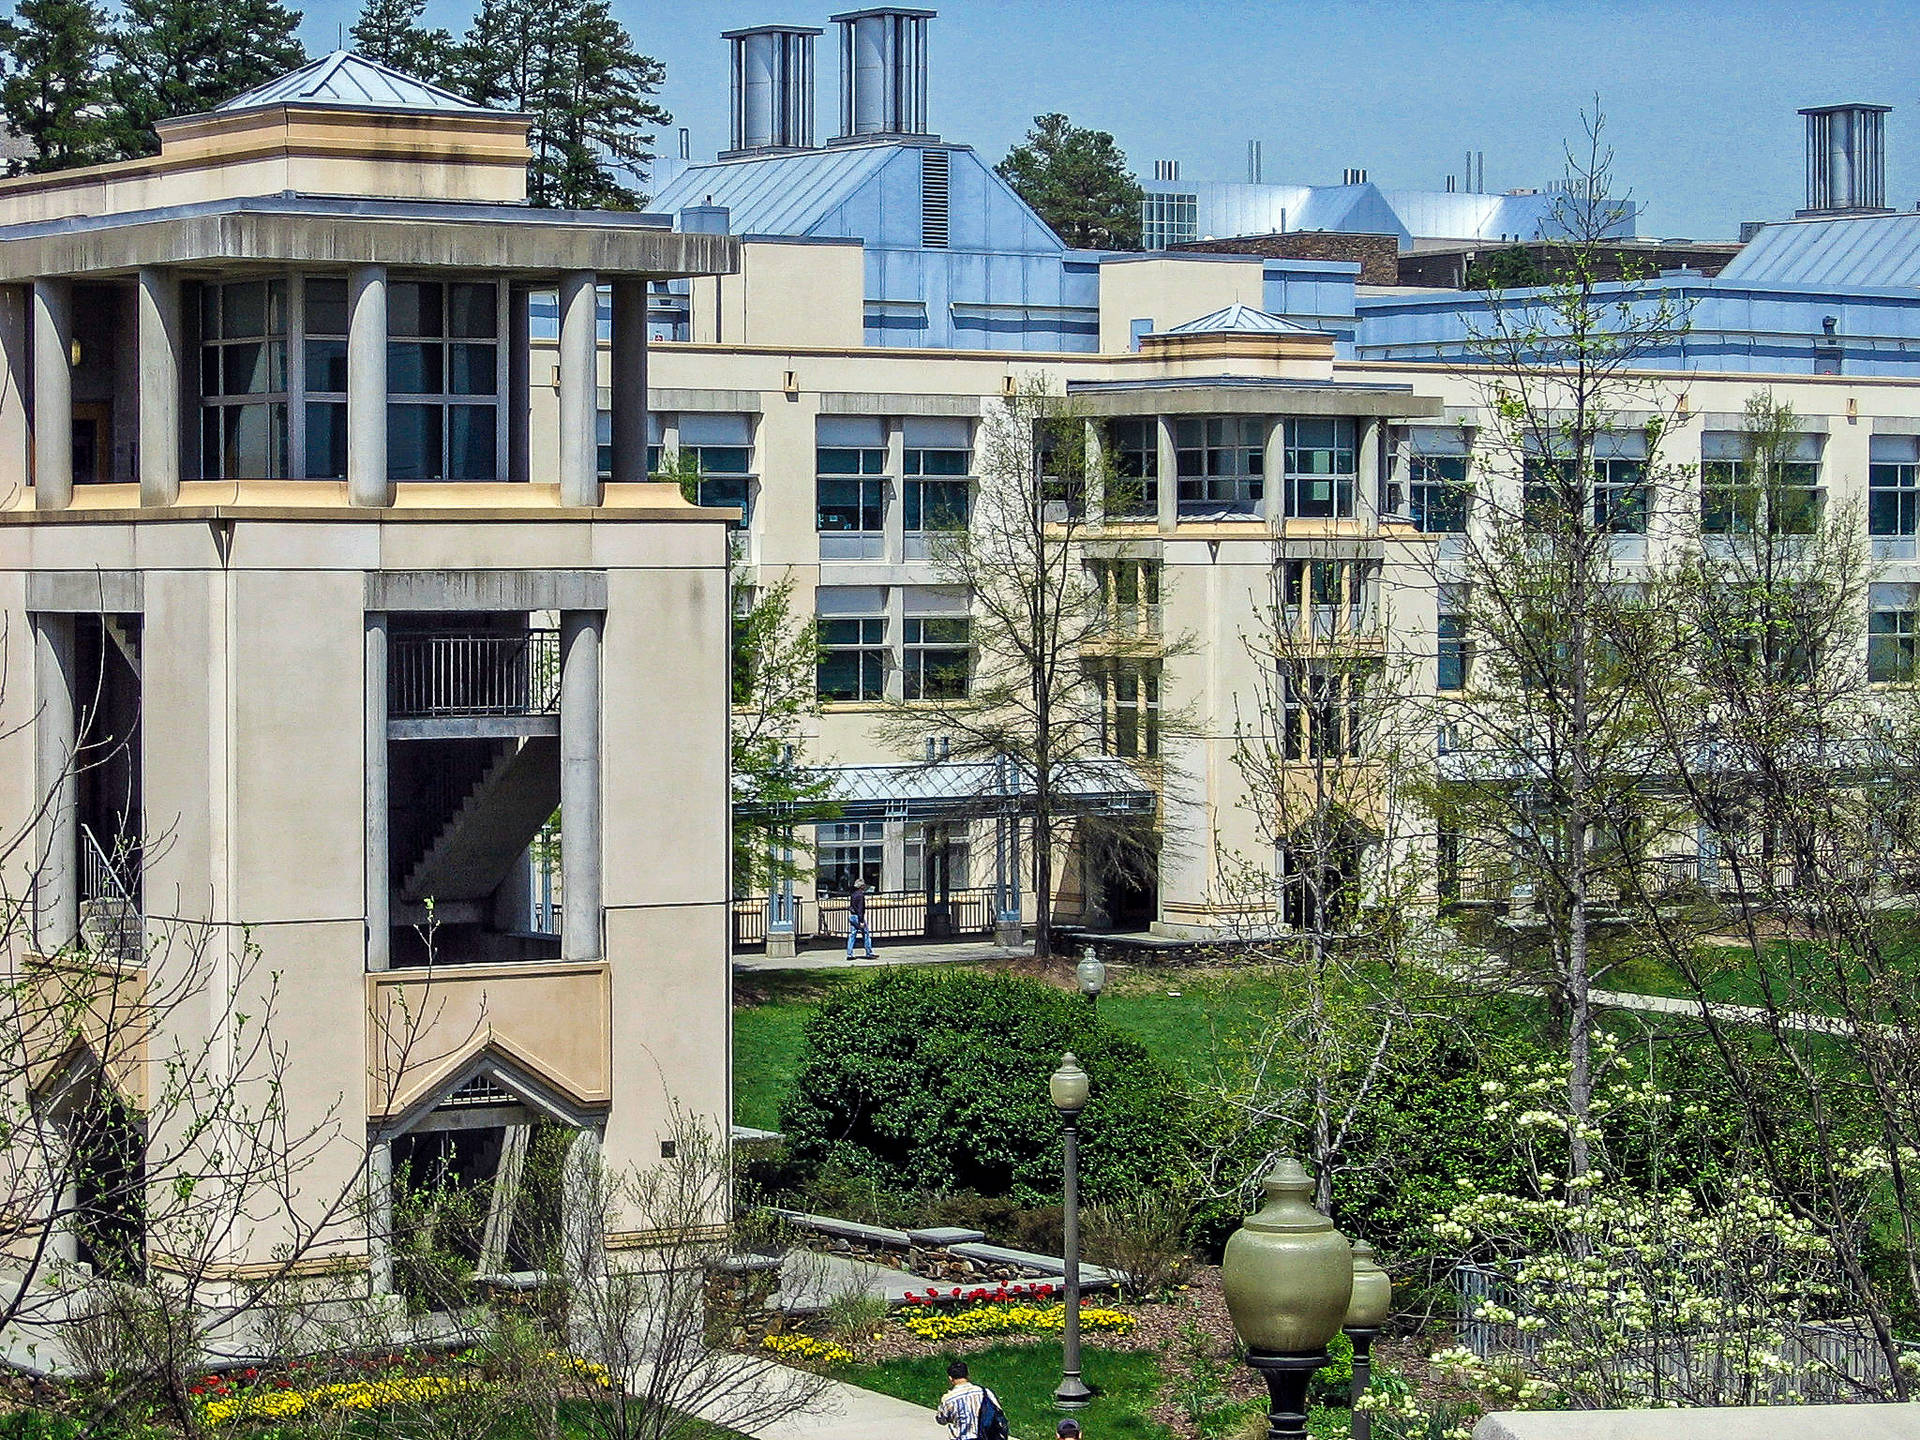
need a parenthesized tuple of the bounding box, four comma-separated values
(0, 51, 738, 1295)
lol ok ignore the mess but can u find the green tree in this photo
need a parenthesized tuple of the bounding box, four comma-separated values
(1463, 244, 1547, 291)
(0, 0, 116, 172)
(453, 0, 667, 209)
(997, 112, 1143, 250)
(349, 0, 453, 87)
(105, 0, 305, 158)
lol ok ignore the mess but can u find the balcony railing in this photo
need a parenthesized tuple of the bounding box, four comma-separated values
(390, 630, 561, 719)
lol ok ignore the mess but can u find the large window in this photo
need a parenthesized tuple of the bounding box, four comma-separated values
(816, 822, 883, 895)
(1280, 559, 1372, 637)
(818, 417, 888, 559)
(1870, 436, 1920, 538)
(904, 417, 971, 543)
(1087, 559, 1161, 636)
(1870, 609, 1918, 683)
(386, 280, 499, 482)
(1410, 454, 1470, 533)
(1107, 419, 1159, 519)
(1090, 661, 1160, 759)
(303, 277, 349, 479)
(1702, 430, 1823, 535)
(200, 279, 288, 478)
(1280, 662, 1365, 760)
(903, 617, 970, 699)
(679, 414, 756, 524)
(1176, 416, 1264, 513)
(1284, 418, 1357, 519)
(1523, 443, 1647, 533)
(818, 587, 889, 702)
(1438, 616, 1469, 692)
(1140, 192, 1198, 249)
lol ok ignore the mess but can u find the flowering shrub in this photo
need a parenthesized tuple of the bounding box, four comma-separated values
(190, 1350, 613, 1426)
(901, 1282, 1057, 1307)
(900, 1300, 1136, 1341)
(761, 1334, 855, 1367)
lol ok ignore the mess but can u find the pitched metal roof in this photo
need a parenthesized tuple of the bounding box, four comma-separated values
(1718, 212, 1920, 290)
(214, 50, 500, 116)
(734, 758, 1154, 821)
(1162, 304, 1320, 335)
(649, 144, 900, 237)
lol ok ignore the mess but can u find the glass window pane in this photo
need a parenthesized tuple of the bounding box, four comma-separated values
(222, 340, 283, 395)
(223, 403, 282, 478)
(200, 346, 219, 398)
(201, 406, 220, 476)
(388, 402, 443, 480)
(304, 278, 348, 336)
(387, 342, 443, 395)
(223, 281, 266, 340)
(448, 283, 498, 338)
(448, 405, 497, 480)
(305, 338, 348, 393)
(266, 279, 288, 336)
(449, 343, 497, 395)
(199, 283, 219, 339)
(387, 282, 443, 338)
(306, 402, 347, 479)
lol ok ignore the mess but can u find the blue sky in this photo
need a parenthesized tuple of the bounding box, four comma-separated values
(301, 0, 1920, 240)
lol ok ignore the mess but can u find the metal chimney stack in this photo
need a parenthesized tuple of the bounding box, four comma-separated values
(1799, 103, 1893, 215)
(831, 7, 935, 141)
(724, 25, 821, 156)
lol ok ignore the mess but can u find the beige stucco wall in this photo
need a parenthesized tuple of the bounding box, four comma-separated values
(1098, 256, 1266, 352)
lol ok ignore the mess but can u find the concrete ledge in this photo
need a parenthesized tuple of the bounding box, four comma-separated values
(947, 1242, 1119, 1287)
(1474, 1404, 1920, 1440)
(906, 1227, 987, 1246)
(773, 1210, 913, 1250)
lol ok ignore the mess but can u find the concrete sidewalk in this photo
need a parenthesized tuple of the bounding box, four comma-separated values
(735, 939, 1033, 971)
(755, 1374, 949, 1440)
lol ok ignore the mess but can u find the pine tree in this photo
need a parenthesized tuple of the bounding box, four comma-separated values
(105, 0, 306, 158)
(350, 0, 453, 87)
(0, 0, 115, 171)
(452, 0, 666, 209)
(997, 113, 1144, 250)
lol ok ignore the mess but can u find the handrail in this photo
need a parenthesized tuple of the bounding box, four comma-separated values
(79, 824, 141, 962)
(390, 630, 562, 719)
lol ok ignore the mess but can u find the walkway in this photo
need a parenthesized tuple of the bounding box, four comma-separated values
(735, 938, 1032, 973)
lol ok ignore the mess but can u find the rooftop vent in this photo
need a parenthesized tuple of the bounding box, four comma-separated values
(724, 25, 821, 155)
(1342, 167, 1367, 186)
(920, 146, 950, 247)
(831, 7, 934, 141)
(1153, 159, 1179, 182)
(1799, 103, 1893, 215)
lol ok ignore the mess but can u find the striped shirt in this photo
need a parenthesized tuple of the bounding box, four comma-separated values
(936, 1383, 986, 1440)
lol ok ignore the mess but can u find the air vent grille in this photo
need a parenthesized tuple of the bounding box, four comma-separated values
(921, 148, 950, 248)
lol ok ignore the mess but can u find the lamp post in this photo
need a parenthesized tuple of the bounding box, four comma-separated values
(1049, 1053, 1093, 1409)
(1343, 1241, 1392, 1440)
(1076, 946, 1106, 1011)
(1220, 1158, 1353, 1440)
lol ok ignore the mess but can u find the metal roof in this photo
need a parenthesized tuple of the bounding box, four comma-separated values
(214, 50, 500, 116)
(1162, 304, 1319, 336)
(736, 758, 1154, 822)
(650, 145, 899, 238)
(1718, 212, 1920, 290)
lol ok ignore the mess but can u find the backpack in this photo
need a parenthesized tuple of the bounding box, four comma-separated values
(977, 1387, 1009, 1440)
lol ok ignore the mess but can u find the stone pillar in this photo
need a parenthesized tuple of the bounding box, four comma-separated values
(33, 613, 78, 953)
(365, 614, 390, 972)
(32, 279, 72, 509)
(1083, 420, 1106, 527)
(560, 611, 603, 961)
(558, 271, 600, 507)
(347, 265, 390, 507)
(1355, 417, 1381, 527)
(1263, 416, 1287, 530)
(137, 267, 182, 506)
(609, 276, 650, 485)
(562, 1126, 605, 1282)
(1155, 414, 1178, 534)
(508, 284, 532, 484)
(366, 1138, 393, 1294)
(0, 286, 30, 490)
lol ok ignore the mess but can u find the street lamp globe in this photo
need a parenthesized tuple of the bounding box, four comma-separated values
(1344, 1240, 1391, 1331)
(1076, 948, 1107, 1002)
(1049, 1053, 1091, 1115)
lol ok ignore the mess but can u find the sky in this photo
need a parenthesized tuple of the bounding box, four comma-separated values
(299, 0, 1920, 241)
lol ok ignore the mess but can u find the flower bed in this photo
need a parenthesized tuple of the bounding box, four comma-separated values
(188, 1350, 612, 1427)
(761, 1334, 856, 1367)
(901, 1300, 1137, 1342)
(902, 1281, 1058, 1308)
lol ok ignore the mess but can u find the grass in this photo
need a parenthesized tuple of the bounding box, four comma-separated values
(733, 968, 863, 1130)
(831, 1341, 1169, 1440)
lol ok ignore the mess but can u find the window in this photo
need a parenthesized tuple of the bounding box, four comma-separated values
(1701, 436, 1759, 535)
(1593, 455, 1648, 534)
(1871, 610, 1917, 683)
(1522, 446, 1647, 533)
(1176, 416, 1264, 512)
(303, 277, 348, 479)
(903, 617, 970, 699)
(816, 822, 883, 896)
(1410, 453, 1470, 533)
(1280, 559, 1372, 637)
(1870, 436, 1920, 537)
(1280, 662, 1365, 760)
(818, 597, 889, 700)
(1087, 559, 1161, 636)
(1702, 431, 1822, 535)
(1438, 616, 1469, 692)
(818, 419, 888, 556)
(903, 418, 971, 534)
(1089, 661, 1160, 759)
(1283, 418, 1357, 519)
(200, 279, 288, 478)
(386, 280, 499, 481)
(1140, 191, 1198, 249)
(905, 824, 970, 892)
(1106, 419, 1159, 518)
(818, 477, 885, 533)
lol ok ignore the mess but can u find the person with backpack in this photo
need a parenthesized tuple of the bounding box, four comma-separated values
(936, 1359, 1008, 1440)
(846, 877, 876, 959)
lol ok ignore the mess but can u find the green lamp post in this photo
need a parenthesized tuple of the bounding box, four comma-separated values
(1343, 1240, 1392, 1440)
(1220, 1158, 1353, 1440)
(1050, 1053, 1093, 1409)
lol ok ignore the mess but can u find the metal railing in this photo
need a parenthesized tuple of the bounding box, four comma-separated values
(390, 630, 561, 719)
(732, 899, 769, 946)
(80, 825, 141, 962)
(818, 887, 995, 940)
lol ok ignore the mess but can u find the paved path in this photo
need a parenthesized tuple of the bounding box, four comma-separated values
(735, 938, 1032, 972)
(753, 1374, 949, 1440)
(777, 1250, 931, 1313)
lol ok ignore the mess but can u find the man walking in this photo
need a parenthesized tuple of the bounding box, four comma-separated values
(936, 1359, 1004, 1440)
(846, 876, 876, 959)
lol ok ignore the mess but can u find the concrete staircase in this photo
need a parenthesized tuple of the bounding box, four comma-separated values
(401, 736, 560, 906)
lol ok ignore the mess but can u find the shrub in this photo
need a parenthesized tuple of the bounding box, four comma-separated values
(1084, 1187, 1194, 1297)
(779, 968, 1188, 1204)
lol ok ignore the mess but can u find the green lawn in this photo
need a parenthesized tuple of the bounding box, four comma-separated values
(832, 1342, 1168, 1440)
(733, 969, 865, 1131)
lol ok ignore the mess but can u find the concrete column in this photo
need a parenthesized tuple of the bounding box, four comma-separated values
(136, 267, 182, 506)
(562, 1126, 605, 1281)
(365, 615, 390, 972)
(1263, 416, 1287, 530)
(560, 611, 603, 961)
(1083, 420, 1106, 526)
(1355, 417, 1381, 527)
(558, 271, 600, 507)
(33, 613, 78, 953)
(508, 284, 531, 484)
(347, 265, 390, 507)
(884, 416, 906, 564)
(609, 276, 650, 485)
(32, 279, 72, 510)
(0, 286, 29, 490)
(1155, 414, 1178, 534)
(367, 1138, 393, 1294)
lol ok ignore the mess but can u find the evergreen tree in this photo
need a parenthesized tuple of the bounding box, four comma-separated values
(452, 0, 666, 209)
(105, 0, 305, 158)
(0, 0, 116, 171)
(350, 0, 453, 87)
(997, 112, 1143, 250)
